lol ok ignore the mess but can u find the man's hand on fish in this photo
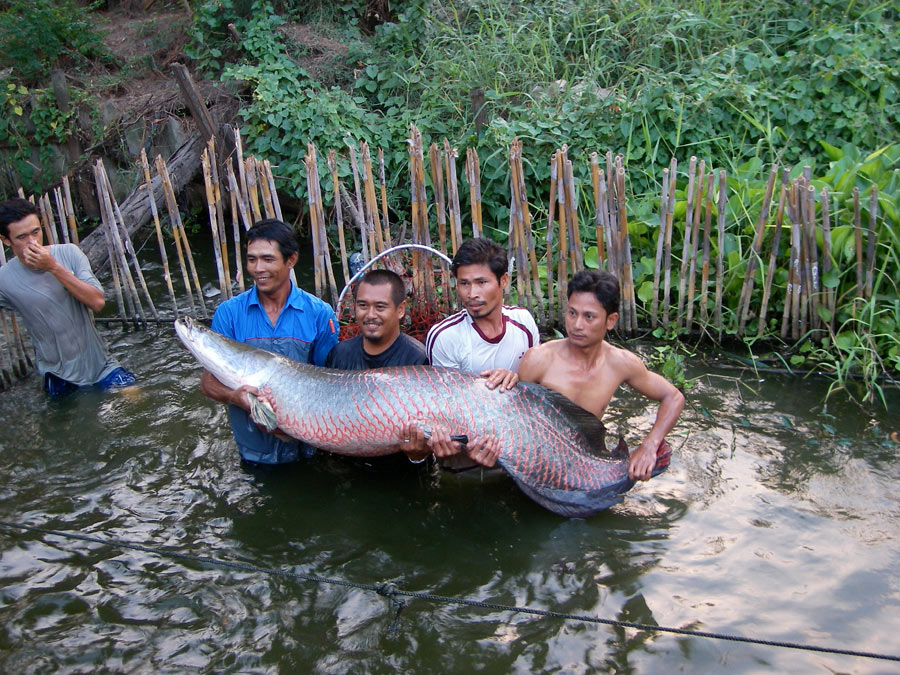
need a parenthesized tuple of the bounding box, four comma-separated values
(464, 434, 501, 468)
(627, 441, 658, 481)
(397, 422, 428, 461)
(480, 368, 518, 392)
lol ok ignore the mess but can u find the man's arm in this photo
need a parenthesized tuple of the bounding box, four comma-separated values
(622, 354, 685, 481)
(25, 244, 104, 312)
(200, 369, 256, 410)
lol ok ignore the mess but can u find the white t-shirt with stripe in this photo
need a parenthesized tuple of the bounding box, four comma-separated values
(425, 306, 539, 373)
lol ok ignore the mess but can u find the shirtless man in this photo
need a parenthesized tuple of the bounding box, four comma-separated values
(517, 269, 684, 480)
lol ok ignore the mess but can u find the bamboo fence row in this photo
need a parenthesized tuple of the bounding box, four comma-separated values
(0, 127, 887, 390)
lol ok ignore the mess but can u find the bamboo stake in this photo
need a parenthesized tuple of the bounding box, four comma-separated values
(685, 164, 707, 332)
(852, 186, 864, 315)
(156, 154, 205, 317)
(0, 310, 16, 385)
(780, 181, 798, 339)
(430, 143, 452, 313)
(308, 147, 338, 305)
(444, 140, 463, 254)
(820, 188, 834, 325)
(61, 175, 78, 244)
(616, 162, 637, 333)
(556, 151, 569, 316)
(361, 142, 384, 255)
(466, 147, 483, 238)
(714, 169, 727, 335)
(757, 169, 788, 338)
(736, 163, 778, 335)
(590, 153, 606, 270)
(546, 151, 558, 324)
(89, 171, 126, 323)
(407, 130, 424, 303)
(675, 157, 698, 331)
(256, 158, 276, 220)
(140, 149, 178, 312)
(245, 157, 262, 224)
(797, 178, 811, 336)
(598, 168, 616, 281)
(509, 140, 532, 315)
(349, 145, 371, 261)
(52, 188, 69, 244)
(234, 126, 249, 206)
(563, 157, 584, 273)
(210, 139, 232, 298)
(38, 194, 58, 245)
(664, 159, 680, 330)
(651, 167, 670, 328)
(378, 148, 391, 248)
(699, 173, 714, 327)
(228, 184, 245, 293)
(804, 184, 822, 334)
(305, 146, 325, 299)
(514, 140, 543, 324)
(100, 161, 158, 319)
(327, 150, 350, 288)
(202, 147, 229, 299)
(226, 164, 253, 231)
(790, 181, 803, 340)
(865, 187, 878, 300)
(263, 159, 283, 222)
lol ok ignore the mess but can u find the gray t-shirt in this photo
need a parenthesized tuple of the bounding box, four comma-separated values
(0, 244, 118, 385)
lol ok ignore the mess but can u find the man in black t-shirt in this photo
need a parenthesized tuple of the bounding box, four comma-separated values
(327, 269, 429, 466)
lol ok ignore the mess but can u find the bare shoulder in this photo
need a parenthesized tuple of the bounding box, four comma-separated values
(605, 343, 648, 376)
(518, 339, 563, 382)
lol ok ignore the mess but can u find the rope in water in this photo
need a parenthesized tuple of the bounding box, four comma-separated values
(1, 519, 898, 663)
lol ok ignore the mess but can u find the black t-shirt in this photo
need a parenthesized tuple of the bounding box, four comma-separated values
(326, 334, 429, 370)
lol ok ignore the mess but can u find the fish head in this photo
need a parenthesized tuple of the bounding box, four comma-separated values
(174, 316, 275, 391)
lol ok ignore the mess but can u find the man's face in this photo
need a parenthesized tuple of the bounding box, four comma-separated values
(355, 281, 404, 345)
(246, 238, 296, 295)
(454, 263, 507, 320)
(565, 291, 618, 347)
(1, 214, 43, 267)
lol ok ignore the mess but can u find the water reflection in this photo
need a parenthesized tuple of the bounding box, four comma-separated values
(0, 324, 898, 672)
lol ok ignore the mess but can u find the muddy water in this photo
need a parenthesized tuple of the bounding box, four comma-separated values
(0, 285, 898, 672)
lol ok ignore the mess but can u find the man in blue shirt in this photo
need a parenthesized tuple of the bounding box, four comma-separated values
(200, 219, 338, 464)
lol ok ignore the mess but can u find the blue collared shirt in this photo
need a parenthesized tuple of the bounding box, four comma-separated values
(210, 283, 338, 464)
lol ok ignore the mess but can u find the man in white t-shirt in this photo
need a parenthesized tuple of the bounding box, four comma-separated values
(425, 237, 540, 468)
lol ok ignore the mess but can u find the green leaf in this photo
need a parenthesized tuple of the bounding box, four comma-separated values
(638, 280, 655, 303)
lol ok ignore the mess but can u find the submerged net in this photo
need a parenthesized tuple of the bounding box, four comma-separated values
(336, 245, 454, 344)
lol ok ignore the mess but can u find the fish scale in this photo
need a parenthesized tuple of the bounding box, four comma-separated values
(175, 317, 669, 517)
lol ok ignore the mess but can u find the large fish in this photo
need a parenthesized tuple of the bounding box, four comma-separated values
(175, 317, 669, 517)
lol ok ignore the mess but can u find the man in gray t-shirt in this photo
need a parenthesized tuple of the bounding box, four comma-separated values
(0, 198, 133, 396)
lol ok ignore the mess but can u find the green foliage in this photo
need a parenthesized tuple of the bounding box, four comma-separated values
(0, 0, 111, 83)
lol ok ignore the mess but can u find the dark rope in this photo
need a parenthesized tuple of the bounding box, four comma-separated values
(1, 519, 897, 663)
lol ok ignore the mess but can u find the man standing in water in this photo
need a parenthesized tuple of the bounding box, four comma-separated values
(326, 268, 430, 464)
(425, 237, 539, 468)
(0, 198, 135, 396)
(201, 219, 338, 465)
(516, 269, 684, 480)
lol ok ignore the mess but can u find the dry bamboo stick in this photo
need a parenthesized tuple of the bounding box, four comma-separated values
(228, 185, 245, 293)
(509, 140, 532, 315)
(651, 167, 670, 328)
(798, 178, 811, 336)
(590, 153, 606, 270)
(563, 157, 584, 273)
(790, 181, 803, 340)
(664, 160, 680, 330)
(156, 154, 205, 317)
(327, 150, 350, 288)
(414, 135, 436, 306)
(304, 146, 325, 299)
(852, 186, 864, 315)
(234, 127, 249, 204)
(616, 163, 637, 333)
(245, 157, 262, 224)
(804, 184, 822, 334)
(556, 151, 569, 316)
(361, 142, 384, 255)
(0, 310, 17, 385)
(256, 158, 276, 220)
(546, 152, 558, 324)
(699, 173, 714, 326)
(757, 170, 788, 338)
(780, 181, 798, 339)
(52, 188, 69, 244)
(88, 170, 126, 322)
(685, 165, 707, 332)
(736, 163, 778, 335)
(865, 187, 878, 300)
(226, 164, 253, 232)
(308, 146, 338, 304)
(819, 188, 834, 324)
(140, 149, 178, 313)
(675, 157, 698, 330)
(38, 194, 58, 245)
(349, 145, 371, 261)
(444, 140, 463, 254)
(263, 159, 283, 222)
(429, 144, 452, 313)
(406, 131, 424, 303)
(378, 148, 391, 248)
(61, 175, 79, 244)
(202, 147, 229, 299)
(598, 168, 616, 281)
(210, 139, 232, 298)
(466, 147, 483, 238)
(514, 141, 543, 324)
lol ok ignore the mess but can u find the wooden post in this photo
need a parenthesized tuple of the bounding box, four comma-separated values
(327, 150, 351, 288)
(736, 163, 778, 336)
(141, 149, 178, 312)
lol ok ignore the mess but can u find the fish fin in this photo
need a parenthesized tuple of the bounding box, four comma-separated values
(505, 471, 629, 518)
(518, 382, 612, 459)
(248, 393, 278, 432)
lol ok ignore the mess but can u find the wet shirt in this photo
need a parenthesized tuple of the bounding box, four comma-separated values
(0, 244, 119, 385)
(425, 305, 539, 374)
(211, 283, 338, 464)
(326, 334, 428, 370)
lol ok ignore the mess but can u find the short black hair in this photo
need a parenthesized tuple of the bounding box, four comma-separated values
(356, 269, 406, 307)
(0, 198, 38, 239)
(247, 218, 298, 261)
(568, 269, 620, 315)
(450, 237, 507, 283)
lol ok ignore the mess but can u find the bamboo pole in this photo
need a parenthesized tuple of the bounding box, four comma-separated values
(327, 150, 351, 288)
(245, 157, 262, 224)
(52, 188, 70, 244)
(790, 180, 803, 340)
(156, 154, 205, 317)
(598, 168, 616, 282)
(556, 151, 569, 316)
(430, 143, 452, 313)
(38, 194, 57, 245)
(407, 129, 424, 303)
(780, 180, 798, 339)
(563, 156, 584, 273)
(226, 164, 253, 232)
(757, 169, 788, 338)
(99, 161, 159, 320)
(466, 147, 483, 238)
(234, 126, 249, 207)
(546, 151, 558, 324)
(228, 184, 245, 293)
(361, 142, 384, 255)
(378, 148, 391, 248)
(514, 140, 543, 324)
(89, 170, 127, 323)
(616, 162, 637, 333)
(349, 145, 371, 261)
(61, 175, 79, 244)
(820, 188, 834, 325)
(202, 147, 229, 299)
(699, 173, 714, 327)
(444, 140, 463, 254)
(508, 139, 532, 315)
(804, 184, 822, 334)
(676, 157, 698, 331)
(865, 187, 878, 300)
(852, 186, 864, 315)
(797, 178, 811, 336)
(263, 159, 283, 222)
(664, 159, 680, 330)
(651, 167, 670, 328)
(307, 145, 338, 305)
(685, 165, 707, 332)
(736, 163, 778, 335)
(140, 149, 179, 312)
(256, 158, 276, 220)
(590, 153, 606, 271)
(305, 146, 325, 299)
(211, 139, 232, 298)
